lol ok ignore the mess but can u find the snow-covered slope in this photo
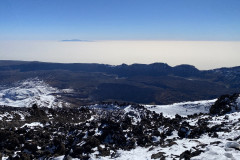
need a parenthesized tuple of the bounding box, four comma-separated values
(0, 78, 70, 108)
(88, 98, 216, 120)
(88, 96, 240, 160)
(0, 94, 240, 159)
(0, 78, 240, 160)
(100, 112, 240, 160)
(145, 99, 217, 117)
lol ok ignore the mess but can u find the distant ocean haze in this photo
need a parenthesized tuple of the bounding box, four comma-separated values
(0, 40, 239, 70)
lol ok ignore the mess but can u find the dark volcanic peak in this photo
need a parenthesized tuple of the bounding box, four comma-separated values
(173, 64, 200, 77)
(111, 62, 172, 77)
(173, 64, 199, 71)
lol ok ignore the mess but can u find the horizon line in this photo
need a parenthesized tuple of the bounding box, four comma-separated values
(0, 59, 239, 71)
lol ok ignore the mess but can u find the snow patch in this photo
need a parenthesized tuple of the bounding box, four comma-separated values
(0, 78, 71, 108)
(21, 122, 43, 128)
(145, 99, 217, 117)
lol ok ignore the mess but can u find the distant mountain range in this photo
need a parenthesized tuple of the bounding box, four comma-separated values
(0, 60, 239, 105)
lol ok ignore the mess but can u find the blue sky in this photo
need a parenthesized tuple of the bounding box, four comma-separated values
(1, 0, 240, 41)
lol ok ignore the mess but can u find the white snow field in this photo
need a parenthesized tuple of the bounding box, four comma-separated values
(145, 99, 217, 117)
(0, 78, 70, 108)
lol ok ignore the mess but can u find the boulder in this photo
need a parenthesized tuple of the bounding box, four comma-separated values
(151, 152, 165, 159)
(210, 93, 239, 115)
(178, 122, 190, 138)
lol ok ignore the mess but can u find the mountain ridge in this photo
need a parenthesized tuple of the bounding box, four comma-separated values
(0, 60, 239, 105)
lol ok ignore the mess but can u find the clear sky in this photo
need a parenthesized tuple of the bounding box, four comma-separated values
(1, 0, 240, 41)
(0, 0, 239, 69)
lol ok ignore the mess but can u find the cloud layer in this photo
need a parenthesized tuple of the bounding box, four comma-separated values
(0, 40, 239, 70)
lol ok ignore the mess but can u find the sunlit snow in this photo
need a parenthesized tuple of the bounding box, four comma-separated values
(0, 78, 69, 108)
(145, 99, 217, 118)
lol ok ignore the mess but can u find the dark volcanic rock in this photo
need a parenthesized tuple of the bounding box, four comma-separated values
(210, 93, 239, 115)
(180, 149, 203, 160)
(151, 152, 165, 159)
(0, 93, 239, 159)
(178, 121, 191, 138)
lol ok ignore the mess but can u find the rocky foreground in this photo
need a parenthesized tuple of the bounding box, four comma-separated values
(0, 94, 240, 160)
